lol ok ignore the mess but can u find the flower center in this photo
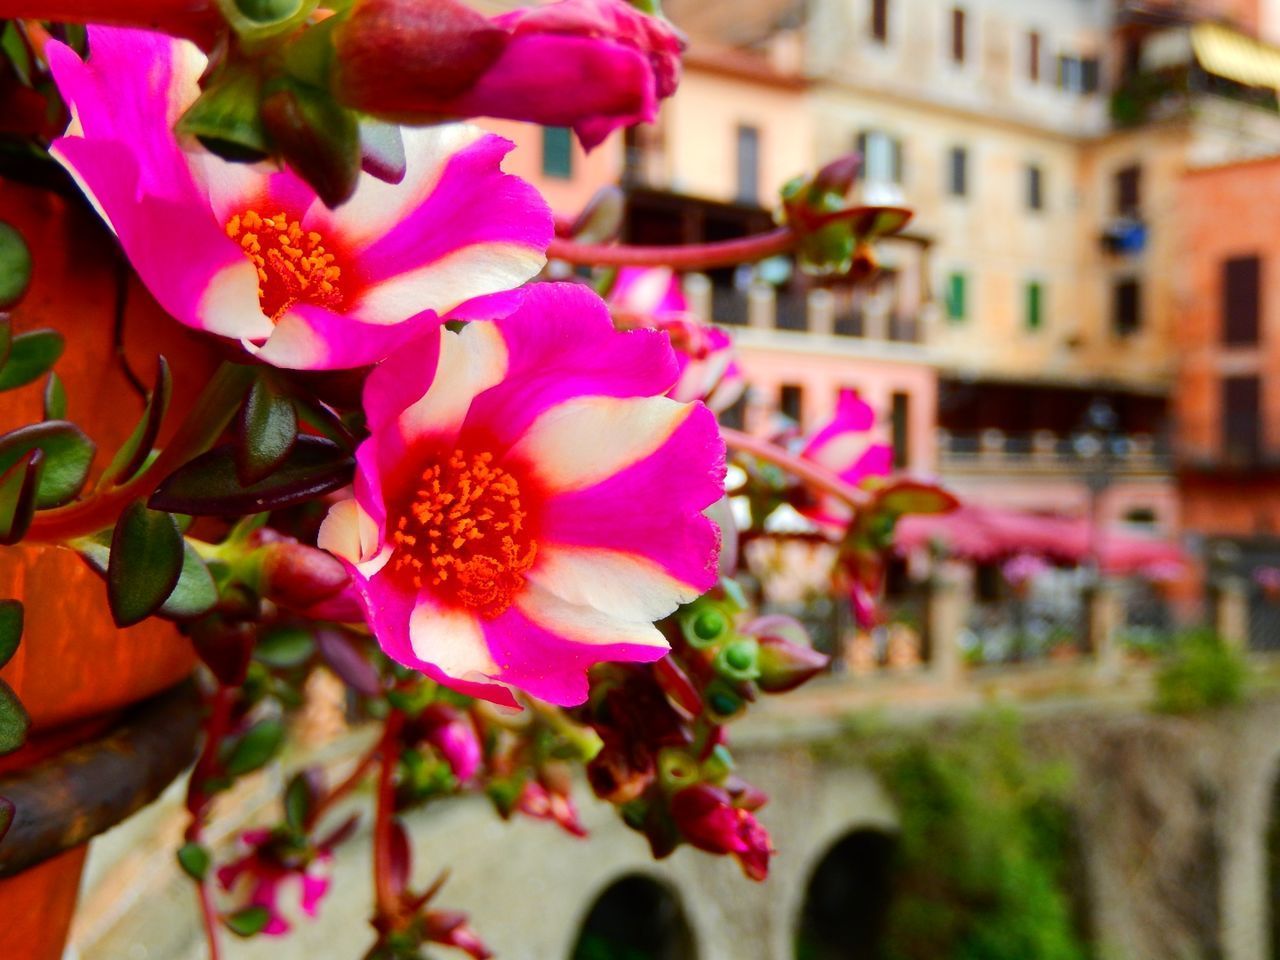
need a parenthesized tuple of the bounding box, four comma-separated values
(226, 210, 344, 322)
(389, 449, 538, 618)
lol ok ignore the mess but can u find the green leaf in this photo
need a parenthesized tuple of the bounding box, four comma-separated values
(0, 329, 64, 391)
(874, 480, 959, 517)
(0, 600, 22, 669)
(103, 357, 171, 487)
(176, 841, 211, 881)
(224, 905, 272, 938)
(42, 372, 66, 421)
(0, 316, 11, 371)
(149, 436, 353, 516)
(0, 680, 29, 754)
(159, 542, 219, 620)
(0, 450, 41, 545)
(254, 626, 314, 668)
(237, 377, 297, 485)
(107, 501, 184, 627)
(0, 796, 13, 845)
(0, 222, 32, 309)
(224, 719, 285, 777)
(261, 77, 359, 207)
(0, 421, 94, 508)
(283, 771, 315, 832)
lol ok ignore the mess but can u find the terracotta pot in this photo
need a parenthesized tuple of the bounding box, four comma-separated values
(0, 180, 220, 955)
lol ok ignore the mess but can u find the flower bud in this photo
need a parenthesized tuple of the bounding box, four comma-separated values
(177, 68, 269, 164)
(703, 679, 746, 723)
(259, 539, 351, 610)
(261, 77, 361, 207)
(713, 637, 760, 683)
(425, 910, 493, 960)
(420, 704, 482, 783)
(669, 784, 772, 881)
(680, 602, 732, 649)
(813, 153, 861, 198)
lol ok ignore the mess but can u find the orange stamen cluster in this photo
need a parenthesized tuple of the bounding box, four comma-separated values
(390, 449, 538, 618)
(226, 210, 343, 322)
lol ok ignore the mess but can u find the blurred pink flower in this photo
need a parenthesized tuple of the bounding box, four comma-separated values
(798, 388, 893, 526)
(1002, 552, 1050, 587)
(47, 27, 550, 370)
(216, 830, 332, 937)
(611, 267, 745, 412)
(319, 283, 725, 707)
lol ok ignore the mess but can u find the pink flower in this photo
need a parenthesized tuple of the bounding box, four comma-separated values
(334, 0, 684, 150)
(46, 27, 550, 370)
(216, 830, 332, 937)
(611, 267, 745, 412)
(799, 389, 893, 526)
(1003, 552, 1051, 588)
(318, 283, 725, 707)
(670, 784, 773, 881)
(420, 704, 482, 783)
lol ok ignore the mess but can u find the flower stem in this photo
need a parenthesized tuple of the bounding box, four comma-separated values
(27, 362, 256, 542)
(373, 710, 405, 924)
(307, 737, 383, 829)
(720, 427, 872, 511)
(197, 875, 223, 960)
(546, 228, 796, 269)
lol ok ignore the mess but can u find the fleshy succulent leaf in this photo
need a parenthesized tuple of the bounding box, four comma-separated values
(0, 329, 64, 391)
(0, 600, 22, 669)
(150, 436, 353, 515)
(0, 421, 92, 508)
(0, 679, 29, 755)
(107, 501, 184, 627)
(0, 450, 41, 545)
(236, 375, 298, 485)
(103, 357, 172, 487)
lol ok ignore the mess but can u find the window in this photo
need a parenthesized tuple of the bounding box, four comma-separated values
(1115, 164, 1141, 215)
(950, 7, 967, 65)
(1222, 255, 1261, 346)
(735, 125, 760, 204)
(537, 128, 573, 180)
(1025, 281, 1044, 330)
(1026, 164, 1044, 211)
(1113, 278, 1141, 336)
(541, 127, 573, 179)
(891, 392, 910, 469)
(720, 392, 747, 431)
(1027, 31, 1041, 83)
(780, 384, 804, 424)
(1222, 375, 1262, 463)
(1057, 55, 1101, 93)
(855, 130, 903, 185)
(871, 0, 889, 43)
(945, 272, 967, 321)
(947, 146, 968, 197)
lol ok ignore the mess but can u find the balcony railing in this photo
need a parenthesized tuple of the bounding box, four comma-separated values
(940, 429, 1173, 474)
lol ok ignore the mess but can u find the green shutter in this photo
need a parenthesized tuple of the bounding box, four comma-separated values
(946, 273, 966, 321)
(542, 127, 573, 179)
(1026, 281, 1043, 330)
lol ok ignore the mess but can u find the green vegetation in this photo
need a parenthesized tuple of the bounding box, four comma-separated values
(808, 713, 1091, 960)
(1152, 629, 1249, 715)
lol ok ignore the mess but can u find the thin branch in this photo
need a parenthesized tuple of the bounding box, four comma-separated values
(372, 711, 405, 923)
(720, 426, 872, 511)
(547, 228, 795, 269)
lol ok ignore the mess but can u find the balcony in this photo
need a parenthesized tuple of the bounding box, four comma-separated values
(939, 429, 1173, 475)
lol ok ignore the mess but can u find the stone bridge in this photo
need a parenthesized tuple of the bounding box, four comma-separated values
(66, 659, 1280, 960)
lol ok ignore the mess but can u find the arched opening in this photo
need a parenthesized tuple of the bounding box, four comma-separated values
(1269, 767, 1280, 959)
(794, 828, 896, 960)
(570, 873, 697, 960)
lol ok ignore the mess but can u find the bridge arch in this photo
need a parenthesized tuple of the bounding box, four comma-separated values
(568, 872, 698, 960)
(792, 827, 896, 960)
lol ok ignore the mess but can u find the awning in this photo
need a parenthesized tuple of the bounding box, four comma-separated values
(1191, 22, 1280, 90)
(896, 504, 1188, 577)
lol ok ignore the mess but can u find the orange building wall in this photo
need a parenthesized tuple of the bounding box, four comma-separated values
(1178, 156, 1280, 535)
